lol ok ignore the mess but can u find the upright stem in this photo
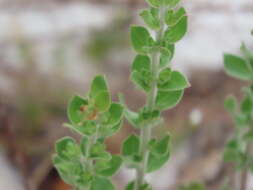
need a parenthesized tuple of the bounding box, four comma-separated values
(134, 6, 166, 190)
(240, 142, 252, 190)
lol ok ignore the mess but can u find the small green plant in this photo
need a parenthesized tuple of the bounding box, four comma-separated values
(53, 0, 189, 189)
(53, 75, 124, 190)
(223, 40, 253, 190)
(121, 0, 189, 189)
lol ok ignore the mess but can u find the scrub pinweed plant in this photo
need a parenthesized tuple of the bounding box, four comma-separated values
(223, 40, 253, 190)
(53, 0, 189, 189)
(120, 0, 189, 189)
(53, 75, 124, 190)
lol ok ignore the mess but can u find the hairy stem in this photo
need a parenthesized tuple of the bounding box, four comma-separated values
(240, 142, 252, 190)
(134, 6, 166, 190)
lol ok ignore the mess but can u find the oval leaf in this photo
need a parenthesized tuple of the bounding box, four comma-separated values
(158, 71, 190, 91)
(122, 135, 140, 156)
(224, 53, 252, 80)
(90, 75, 108, 98)
(132, 54, 151, 73)
(164, 16, 187, 43)
(94, 91, 111, 112)
(131, 26, 154, 54)
(91, 177, 115, 190)
(96, 155, 123, 177)
(146, 151, 170, 173)
(67, 96, 88, 124)
(140, 9, 160, 30)
(155, 90, 184, 110)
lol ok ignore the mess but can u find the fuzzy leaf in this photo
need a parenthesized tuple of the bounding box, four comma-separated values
(99, 122, 122, 137)
(64, 121, 97, 136)
(164, 16, 187, 43)
(96, 155, 123, 177)
(165, 7, 186, 26)
(155, 90, 184, 110)
(131, 70, 152, 92)
(122, 135, 140, 156)
(55, 137, 80, 161)
(163, 0, 180, 7)
(240, 43, 253, 69)
(124, 108, 141, 128)
(125, 181, 153, 190)
(241, 96, 252, 114)
(131, 26, 154, 54)
(159, 43, 174, 68)
(224, 54, 252, 80)
(94, 91, 111, 112)
(80, 136, 89, 156)
(224, 95, 237, 113)
(158, 71, 190, 91)
(146, 151, 170, 172)
(90, 177, 115, 190)
(140, 9, 160, 30)
(90, 75, 108, 98)
(53, 155, 87, 186)
(132, 55, 151, 73)
(146, 0, 160, 7)
(90, 142, 111, 160)
(67, 96, 88, 124)
(104, 103, 124, 126)
(151, 134, 170, 156)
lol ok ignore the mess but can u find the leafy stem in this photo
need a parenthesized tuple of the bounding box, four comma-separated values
(135, 5, 167, 190)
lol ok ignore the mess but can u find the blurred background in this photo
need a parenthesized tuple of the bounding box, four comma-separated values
(0, 0, 253, 189)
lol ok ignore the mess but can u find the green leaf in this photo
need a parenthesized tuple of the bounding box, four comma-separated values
(146, 151, 170, 172)
(163, 0, 180, 7)
(240, 96, 252, 114)
(103, 103, 124, 126)
(90, 75, 108, 98)
(124, 108, 141, 128)
(223, 139, 242, 163)
(53, 155, 84, 186)
(224, 95, 237, 113)
(90, 177, 115, 190)
(224, 54, 252, 80)
(131, 70, 152, 92)
(99, 122, 122, 137)
(159, 43, 174, 68)
(122, 135, 140, 156)
(240, 43, 253, 69)
(151, 134, 170, 156)
(146, 0, 180, 7)
(155, 90, 184, 110)
(67, 96, 88, 124)
(90, 142, 111, 160)
(125, 181, 153, 190)
(64, 121, 97, 136)
(178, 182, 206, 190)
(140, 9, 160, 30)
(164, 16, 187, 43)
(96, 155, 123, 177)
(55, 137, 80, 161)
(132, 55, 151, 73)
(158, 71, 190, 91)
(119, 94, 141, 128)
(80, 136, 89, 156)
(165, 7, 186, 26)
(146, 0, 160, 7)
(94, 91, 111, 112)
(234, 112, 249, 127)
(158, 68, 172, 84)
(131, 26, 154, 54)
